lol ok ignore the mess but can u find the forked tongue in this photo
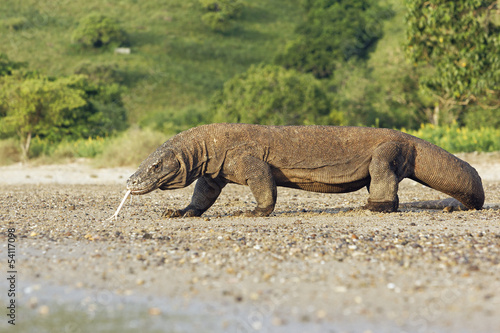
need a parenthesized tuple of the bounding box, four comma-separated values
(107, 190, 131, 220)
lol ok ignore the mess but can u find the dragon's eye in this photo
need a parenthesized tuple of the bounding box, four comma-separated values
(152, 161, 162, 172)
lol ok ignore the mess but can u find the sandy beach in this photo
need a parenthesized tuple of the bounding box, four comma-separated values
(1, 152, 499, 332)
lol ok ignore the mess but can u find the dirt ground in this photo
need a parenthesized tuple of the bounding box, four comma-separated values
(0, 153, 499, 332)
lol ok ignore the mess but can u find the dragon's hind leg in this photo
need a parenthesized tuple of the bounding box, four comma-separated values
(364, 142, 405, 212)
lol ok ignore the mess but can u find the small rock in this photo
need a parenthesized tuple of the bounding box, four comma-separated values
(262, 273, 272, 281)
(38, 305, 50, 315)
(115, 47, 131, 54)
(334, 286, 347, 293)
(249, 292, 259, 301)
(272, 317, 285, 326)
(148, 307, 161, 315)
(27, 297, 38, 309)
(316, 309, 327, 319)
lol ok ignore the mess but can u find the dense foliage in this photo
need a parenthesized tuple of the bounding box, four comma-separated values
(1, 16, 28, 31)
(0, 54, 128, 158)
(276, 0, 392, 78)
(405, 0, 500, 125)
(73, 60, 123, 84)
(0, 53, 25, 77)
(0, 73, 86, 157)
(200, 0, 244, 32)
(71, 13, 128, 48)
(211, 64, 343, 125)
(405, 123, 500, 153)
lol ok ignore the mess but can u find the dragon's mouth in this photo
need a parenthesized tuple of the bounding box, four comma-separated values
(126, 179, 160, 195)
(128, 187, 155, 195)
(127, 169, 182, 194)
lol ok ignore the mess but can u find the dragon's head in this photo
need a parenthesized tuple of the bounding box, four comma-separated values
(127, 148, 182, 195)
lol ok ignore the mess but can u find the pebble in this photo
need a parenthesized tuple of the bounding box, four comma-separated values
(38, 305, 50, 315)
(148, 307, 161, 315)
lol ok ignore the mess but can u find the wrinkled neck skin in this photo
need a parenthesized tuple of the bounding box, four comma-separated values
(162, 128, 210, 189)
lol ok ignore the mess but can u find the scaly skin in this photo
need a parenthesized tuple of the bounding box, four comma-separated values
(126, 123, 485, 217)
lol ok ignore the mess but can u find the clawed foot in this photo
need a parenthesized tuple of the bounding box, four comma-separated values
(162, 208, 183, 218)
(233, 210, 254, 217)
(363, 200, 398, 213)
(233, 206, 274, 217)
(161, 208, 202, 218)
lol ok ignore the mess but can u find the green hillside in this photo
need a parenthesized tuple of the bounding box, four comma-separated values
(0, 0, 302, 126)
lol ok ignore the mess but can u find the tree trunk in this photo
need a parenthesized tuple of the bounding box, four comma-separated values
(20, 132, 32, 160)
(432, 104, 440, 126)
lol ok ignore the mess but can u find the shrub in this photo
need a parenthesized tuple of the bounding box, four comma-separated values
(53, 137, 107, 159)
(210, 64, 343, 126)
(275, 0, 391, 78)
(1, 17, 28, 31)
(0, 73, 88, 158)
(200, 0, 243, 32)
(73, 60, 123, 84)
(0, 53, 26, 77)
(0, 72, 128, 158)
(404, 123, 500, 153)
(201, 11, 232, 32)
(200, 0, 243, 18)
(63, 76, 129, 140)
(462, 106, 500, 130)
(72, 13, 128, 48)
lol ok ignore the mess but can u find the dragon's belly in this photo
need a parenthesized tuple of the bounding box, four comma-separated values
(272, 167, 370, 193)
(275, 179, 369, 193)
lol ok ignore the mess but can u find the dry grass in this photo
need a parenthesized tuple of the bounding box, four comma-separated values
(92, 127, 167, 167)
(0, 138, 21, 165)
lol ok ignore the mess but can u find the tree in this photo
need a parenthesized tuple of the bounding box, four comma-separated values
(210, 64, 343, 125)
(275, 0, 392, 79)
(0, 54, 129, 159)
(72, 13, 128, 48)
(0, 74, 87, 158)
(0, 53, 25, 77)
(73, 60, 123, 84)
(405, 0, 500, 125)
(66, 77, 128, 139)
(0, 54, 26, 121)
(199, 0, 244, 32)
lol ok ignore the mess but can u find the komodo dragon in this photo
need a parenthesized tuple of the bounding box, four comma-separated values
(126, 123, 484, 217)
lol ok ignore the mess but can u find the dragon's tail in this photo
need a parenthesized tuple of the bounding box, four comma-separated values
(399, 198, 466, 211)
(409, 140, 484, 210)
